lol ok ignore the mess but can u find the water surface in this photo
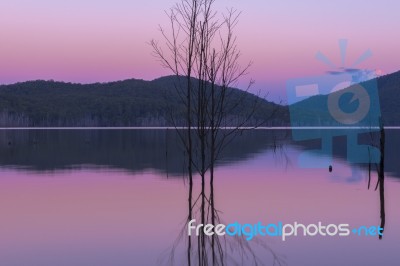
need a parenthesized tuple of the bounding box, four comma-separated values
(0, 129, 399, 266)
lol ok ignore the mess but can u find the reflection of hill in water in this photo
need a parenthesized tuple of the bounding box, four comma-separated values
(0, 129, 287, 175)
(0, 129, 398, 178)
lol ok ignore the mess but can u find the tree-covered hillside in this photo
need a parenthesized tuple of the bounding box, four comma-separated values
(290, 71, 400, 126)
(1, 71, 399, 127)
(0, 76, 285, 127)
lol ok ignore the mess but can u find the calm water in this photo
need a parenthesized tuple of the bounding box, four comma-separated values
(0, 129, 399, 266)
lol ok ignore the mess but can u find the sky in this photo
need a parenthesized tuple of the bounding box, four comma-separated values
(0, 0, 399, 102)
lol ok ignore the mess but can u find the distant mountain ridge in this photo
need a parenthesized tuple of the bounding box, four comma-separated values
(291, 70, 400, 126)
(0, 71, 399, 127)
(0, 76, 285, 127)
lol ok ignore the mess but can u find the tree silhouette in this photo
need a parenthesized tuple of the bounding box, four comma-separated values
(151, 1, 279, 265)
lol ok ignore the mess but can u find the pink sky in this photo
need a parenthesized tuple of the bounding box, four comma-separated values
(0, 0, 399, 101)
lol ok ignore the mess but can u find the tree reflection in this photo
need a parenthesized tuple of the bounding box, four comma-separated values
(161, 131, 288, 266)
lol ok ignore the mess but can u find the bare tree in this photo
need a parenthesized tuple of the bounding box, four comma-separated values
(368, 117, 385, 240)
(151, 1, 278, 265)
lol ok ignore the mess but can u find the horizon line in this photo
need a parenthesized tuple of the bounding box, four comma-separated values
(0, 127, 399, 130)
(2, 69, 399, 87)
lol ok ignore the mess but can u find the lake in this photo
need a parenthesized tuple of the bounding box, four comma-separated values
(0, 129, 399, 266)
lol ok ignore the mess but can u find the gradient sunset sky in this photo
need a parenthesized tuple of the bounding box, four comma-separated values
(0, 0, 399, 101)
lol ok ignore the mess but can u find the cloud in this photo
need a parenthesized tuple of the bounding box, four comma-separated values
(342, 68, 360, 73)
(326, 68, 380, 84)
(326, 71, 343, 75)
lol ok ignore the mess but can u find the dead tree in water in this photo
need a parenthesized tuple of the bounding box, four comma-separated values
(368, 118, 385, 240)
(151, 0, 270, 265)
(377, 120, 385, 239)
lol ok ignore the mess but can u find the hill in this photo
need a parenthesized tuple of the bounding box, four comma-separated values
(0, 76, 286, 127)
(290, 70, 400, 126)
(0, 70, 399, 127)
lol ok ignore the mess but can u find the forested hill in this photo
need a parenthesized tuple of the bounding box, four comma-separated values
(0, 76, 286, 127)
(1, 70, 399, 127)
(290, 70, 400, 126)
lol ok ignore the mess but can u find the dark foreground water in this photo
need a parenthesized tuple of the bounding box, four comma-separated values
(0, 129, 399, 266)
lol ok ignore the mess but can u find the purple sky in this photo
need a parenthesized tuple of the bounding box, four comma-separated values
(0, 0, 399, 102)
